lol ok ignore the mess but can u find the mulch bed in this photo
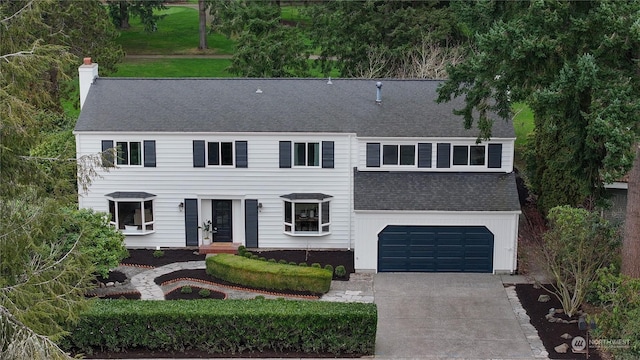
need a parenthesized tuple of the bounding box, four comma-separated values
(86, 349, 361, 359)
(516, 284, 603, 360)
(164, 286, 226, 300)
(120, 249, 206, 267)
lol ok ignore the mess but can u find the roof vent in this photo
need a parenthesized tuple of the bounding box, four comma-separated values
(375, 81, 382, 105)
(256, 88, 263, 94)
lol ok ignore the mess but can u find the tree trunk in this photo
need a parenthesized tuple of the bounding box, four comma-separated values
(622, 144, 640, 278)
(119, 2, 130, 29)
(198, 0, 207, 50)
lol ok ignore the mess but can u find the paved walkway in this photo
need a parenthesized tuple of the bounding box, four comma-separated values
(124, 261, 375, 302)
(98, 263, 547, 359)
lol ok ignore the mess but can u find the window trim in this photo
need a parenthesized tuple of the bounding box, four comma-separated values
(116, 141, 143, 166)
(378, 143, 418, 168)
(293, 142, 321, 168)
(106, 193, 156, 236)
(451, 144, 487, 167)
(207, 141, 235, 167)
(281, 196, 332, 236)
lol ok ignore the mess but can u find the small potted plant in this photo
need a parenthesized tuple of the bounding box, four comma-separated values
(201, 220, 213, 245)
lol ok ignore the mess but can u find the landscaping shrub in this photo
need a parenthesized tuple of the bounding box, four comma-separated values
(535, 206, 619, 316)
(298, 262, 307, 267)
(268, 258, 277, 263)
(62, 299, 377, 356)
(153, 250, 164, 258)
(180, 286, 192, 294)
(198, 288, 211, 298)
(278, 259, 288, 265)
(311, 263, 321, 269)
(289, 261, 297, 266)
(590, 265, 640, 357)
(206, 254, 332, 294)
(243, 252, 253, 258)
(250, 255, 259, 260)
(259, 257, 266, 261)
(335, 265, 346, 278)
(324, 264, 333, 273)
(237, 245, 246, 256)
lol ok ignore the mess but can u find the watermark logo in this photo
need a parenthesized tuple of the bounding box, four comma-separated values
(571, 336, 630, 351)
(571, 336, 587, 352)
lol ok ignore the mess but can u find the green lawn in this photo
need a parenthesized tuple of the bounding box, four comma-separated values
(512, 102, 534, 149)
(117, 7, 235, 55)
(115, 58, 338, 78)
(114, 58, 234, 77)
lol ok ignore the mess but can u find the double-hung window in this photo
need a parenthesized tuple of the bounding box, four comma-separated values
(116, 141, 142, 166)
(453, 145, 486, 166)
(106, 192, 156, 235)
(281, 193, 332, 236)
(193, 140, 248, 168)
(294, 142, 320, 167)
(208, 141, 234, 166)
(101, 140, 156, 167)
(383, 144, 415, 166)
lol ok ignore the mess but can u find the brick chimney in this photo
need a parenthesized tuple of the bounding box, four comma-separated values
(78, 57, 98, 109)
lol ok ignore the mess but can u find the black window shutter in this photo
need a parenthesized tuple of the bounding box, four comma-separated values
(366, 143, 381, 167)
(184, 199, 199, 246)
(143, 140, 156, 167)
(322, 141, 334, 168)
(417, 143, 432, 168)
(101, 140, 114, 167)
(437, 143, 451, 168)
(279, 141, 291, 168)
(488, 144, 503, 168)
(244, 199, 259, 248)
(236, 141, 248, 168)
(193, 140, 205, 168)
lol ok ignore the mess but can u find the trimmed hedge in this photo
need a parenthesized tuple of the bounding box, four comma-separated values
(206, 254, 332, 294)
(62, 299, 377, 356)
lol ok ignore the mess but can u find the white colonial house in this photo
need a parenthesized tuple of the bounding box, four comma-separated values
(75, 58, 521, 274)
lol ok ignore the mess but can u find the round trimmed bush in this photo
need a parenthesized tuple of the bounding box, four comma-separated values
(324, 264, 334, 273)
(180, 286, 192, 294)
(298, 262, 308, 267)
(311, 263, 321, 269)
(198, 288, 211, 297)
(278, 259, 288, 265)
(335, 265, 347, 278)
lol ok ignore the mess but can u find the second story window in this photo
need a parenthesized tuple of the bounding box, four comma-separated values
(294, 142, 320, 167)
(208, 141, 234, 166)
(383, 144, 415, 166)
(453, 145, 485, 166)
(117, 141, 142, 166)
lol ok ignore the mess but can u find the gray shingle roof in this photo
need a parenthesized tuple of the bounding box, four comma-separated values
(76, 78, 515, 138)
(354, 171, 521, 212)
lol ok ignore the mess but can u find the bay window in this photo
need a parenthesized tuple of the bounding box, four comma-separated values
(106, 192, 156, 235)
(281, 193, 332, 235)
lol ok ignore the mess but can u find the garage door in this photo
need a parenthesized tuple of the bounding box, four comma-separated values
(378, 226, 494, 273)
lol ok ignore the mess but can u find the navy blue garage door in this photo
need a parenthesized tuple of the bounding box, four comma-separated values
(378, 226, 494, 273)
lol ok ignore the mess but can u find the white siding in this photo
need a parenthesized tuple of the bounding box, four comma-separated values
(354, 211, 520, 274)
(77, 133, 355, 249)
(357, 138, 515, 173)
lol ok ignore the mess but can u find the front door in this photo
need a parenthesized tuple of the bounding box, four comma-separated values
(212, 200, 232, 242)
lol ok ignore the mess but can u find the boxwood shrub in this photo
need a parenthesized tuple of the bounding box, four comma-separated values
(206, 254, 332, 294)
(62, 299, 377, 356)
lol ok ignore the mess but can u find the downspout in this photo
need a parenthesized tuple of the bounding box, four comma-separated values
(348, 134, 353, 250)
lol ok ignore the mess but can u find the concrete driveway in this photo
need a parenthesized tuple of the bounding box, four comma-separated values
(374, 273, 545, 359)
